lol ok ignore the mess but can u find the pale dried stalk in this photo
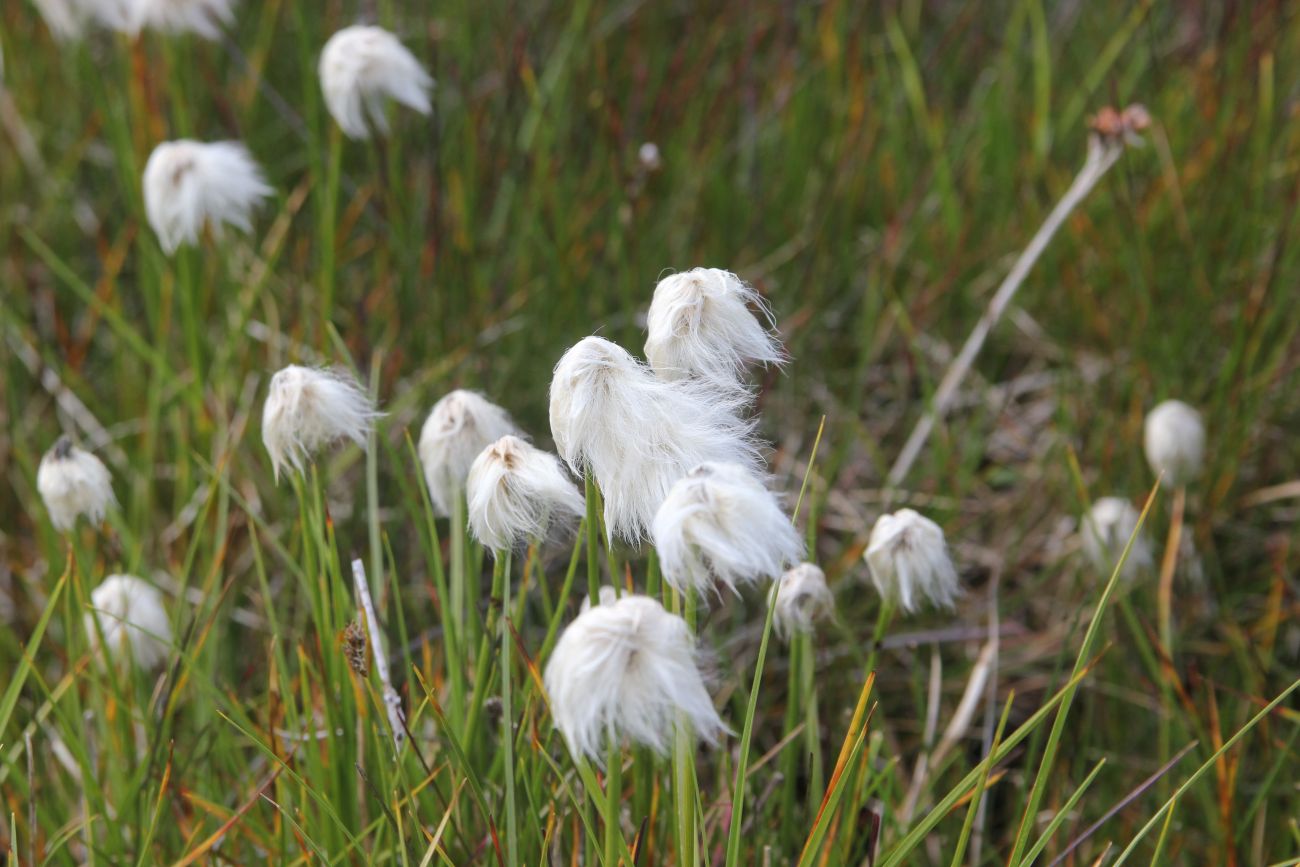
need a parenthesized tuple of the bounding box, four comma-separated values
(351, 557, 406, 753)
(887, 134, 1129, 488)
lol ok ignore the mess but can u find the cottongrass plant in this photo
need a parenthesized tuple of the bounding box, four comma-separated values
(653, 461, 803, 598)
(33, 0, 235, 39)
(644, 267, 784, 394)
(549, 335, 761, 542)
(418, 389, 518, 518)
(84, 574, 172, 670)
(466, 434, 584, 553)
(142, 140, 271, 254)
(261, 364, 381, 481)
(1143, 399, 1205, 486)
(544, 590, 727, 760)
(319, 25, 433, 139)
(865, 508, 961, 613)
(1080, 496, 1155, 583)
(37, 436, 116, 532)
(772, 561, 834, 639)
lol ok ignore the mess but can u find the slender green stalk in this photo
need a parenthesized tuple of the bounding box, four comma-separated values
(604, 742, 622, 866)
(585, 473, 601, 606)
(498, 551, 518, 867)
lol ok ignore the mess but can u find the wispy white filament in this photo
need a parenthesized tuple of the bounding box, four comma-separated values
(85, 574, 171, 670)
(319, 26, 433, 139)
(419, 390, 517, 517)
(466, 435, 584, 553)
(544, 591, 727, 761)
(37, 0, 235, 39)
(653, 462, 803, 597)
(1143, 399, 1205, 487)
(549, 336, 761, 542)
(36, 436, 116, 532)
(142, 140, 271, 254)
(645, 268, 784, 394)
(1080, 497, 1154, 583)
(864, 509, 960, 613)
(261, 365, 381, 482)
(773, 562, 834, 639)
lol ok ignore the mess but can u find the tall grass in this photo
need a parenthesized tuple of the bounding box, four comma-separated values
(2, 1, 1299, 863)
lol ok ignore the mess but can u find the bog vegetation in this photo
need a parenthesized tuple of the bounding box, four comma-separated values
(1, 1, 1298, 865)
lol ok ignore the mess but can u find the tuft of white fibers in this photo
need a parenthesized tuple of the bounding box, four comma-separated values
(419, 390, 518, 517)
(142, 140, 271, 254)
(466, 435, 585, 553)
(772, 562, 834, 639)
(37, 436, 117, 533)
(544, 590, 727, 761)
(261, 365, 381, 482)
(549, 335, 762, 543)
(644, 268, 784, 394)
(319, 25, 433, 140)
(125, 0, 235, 38)
(1080, 497, 1155, 583)
(1143, 399, 1205, 487)
(84, 574, 172, 670)
(653, 462, 803, 597)
(864, 508, 961, 613)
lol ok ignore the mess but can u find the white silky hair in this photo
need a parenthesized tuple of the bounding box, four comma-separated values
(1080, 497, 1155, 583)
(261, 365, 381, 482)
(37, 436, 117, 533)
(543, 590, 727, 761)
(466, 435, 585, 553)
(142, 140, 271, 254)
(652, 462, 803, 598)
(1143, 399, 1205, 487)
(35, 0, 234, 39)
(864, 508, 961, 613)
(84, 574, 172, 670)
(644, 268, 784, 395)
(772, 562, 834, 640)
(419, 390, 518, 517)
(549, 336, 762, 543)
(319, 25, 433, 140)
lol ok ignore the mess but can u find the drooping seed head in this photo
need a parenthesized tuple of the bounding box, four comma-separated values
(319, 25, 433, 139)
(418, 390, 517, 517)
(261, 365, 381, 482)
(466, 435, 584, 553)
(143, 140, 271, 254)
(772, 562, 834, 639)
(1143, 399, 1205, 487)
(1080, 496, 1155, 583)
(864, 509, 961, 613)
(36, 436, 116, 533)
(84, 574, 172, 670)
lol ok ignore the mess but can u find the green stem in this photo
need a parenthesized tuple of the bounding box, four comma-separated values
(499, 552, 518, 867)
(584, 474, 600, 606)
(604, 741, 622, 866)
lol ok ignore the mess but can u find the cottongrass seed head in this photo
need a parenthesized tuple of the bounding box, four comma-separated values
(143, 140, 271, 254)
(262, 365, 381, 482)
(419, 390, 517, 517)
(85, 574, 172, 670)
(466, 435, 585, 553)
(549, 336, 762, 543)
(773, 562, 834, 639)
(653, 462, 803, 598)
(1144, 399, 1205, 487)
(1080, 496, 1155, 583)
(865, 508, 961, 613)
(37, 436, 116, 533)
(42, 0, 235, 39)
(319, 25, 433, 139)
(645, 268, 784, 395)
(544, 591, 727, 761)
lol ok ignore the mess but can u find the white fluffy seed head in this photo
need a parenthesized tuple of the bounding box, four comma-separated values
(645, 268, 784, 395)
(653, 462, 803, 598)
(319, 25, 433, 140)
(772, 563, 834, 640)
(45, 0, 235, 38)
(1080, 497, 1154, 583)
(419, 390, 517, 517)
(84, 574, 172, 670)
(37, 437, 117, 533)
(549, 336, 762, 543)
(1143, 399, 1205, 487)
(864, 509, 960, 613)
(466, 435, 585, 553)
(261, 365, 381, 482)
(142, 140, 271, 254)
(543, 591, 727, 762)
